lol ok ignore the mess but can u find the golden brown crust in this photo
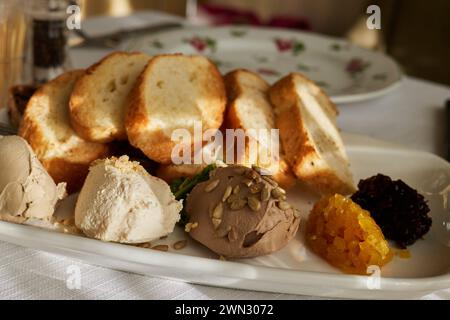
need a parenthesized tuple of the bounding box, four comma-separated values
(224, 69, 296, 189)
(43, 141, 110, 193)
(42, 158, 90, 194)
(20, 71, 85, 157)
(19, 70, 110, 193)
(272, 159, 296, 189)
(223, 69, 247, 130)
(269, 73, 354, 195)
(125, 62, 175, 164)
(270, 73, 338, 116)
(69, 51, 149, 143)
(204, 56, 227, 129)
(223, 69, 246, 101)
(19, 111, 47, 158)
(125, 54, 226, 164)
(268, 73, 298, 113)
(224, 100, 244, 133)
(156, 163, 207, 183)
(275, 104, 314, 178)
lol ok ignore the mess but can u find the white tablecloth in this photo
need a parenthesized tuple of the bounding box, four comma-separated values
(1, 11, 449, 300)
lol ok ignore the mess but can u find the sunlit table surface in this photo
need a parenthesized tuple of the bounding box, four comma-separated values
(1, 11, 449, 300)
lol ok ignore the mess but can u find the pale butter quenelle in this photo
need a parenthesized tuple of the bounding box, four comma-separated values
(74, 156, 183, 243)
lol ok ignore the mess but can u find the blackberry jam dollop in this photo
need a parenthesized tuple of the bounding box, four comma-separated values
(351, 174, 432, 248)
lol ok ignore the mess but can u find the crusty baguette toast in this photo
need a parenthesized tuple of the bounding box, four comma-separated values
(156, 140, 224, 183)
(268, 73, 355, 195)
(224, 69, 296, 189)
(69, 51, 150, 143)
(19, 70, 110, 193)
(125, 54, 226, 164)
(156, 163, 207, 183)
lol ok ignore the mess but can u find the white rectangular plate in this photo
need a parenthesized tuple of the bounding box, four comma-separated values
(0, 133, 449, 299)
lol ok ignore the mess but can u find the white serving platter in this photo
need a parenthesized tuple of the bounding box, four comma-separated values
(121, 26, 403, 104)
(0, 132, 448, 299)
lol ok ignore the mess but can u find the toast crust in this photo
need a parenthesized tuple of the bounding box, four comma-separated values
(269, 73, 354, 195)
(224, 69, 296, 189)
(269, 72, 338, 116)
(19, 70, 110, 193)
(69, 51, 150, 143)
(156, 163, 207, 183)
(126, 54, 226, 164)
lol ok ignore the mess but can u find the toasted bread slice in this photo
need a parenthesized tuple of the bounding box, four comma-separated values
(19, 70, 110, 193)
(126, 54, 226, 164)
(156, 164, 207, 183)
(156, 141, 223, 183)
(269, 73, 355, 195)
(69, 51, 150, 143)
(224, 69, 296, 189)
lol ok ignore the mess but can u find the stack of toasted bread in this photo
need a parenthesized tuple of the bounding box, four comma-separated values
(17, 51, 355, 195)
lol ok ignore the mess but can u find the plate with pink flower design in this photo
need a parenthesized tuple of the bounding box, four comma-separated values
(122, 26, 402, 104)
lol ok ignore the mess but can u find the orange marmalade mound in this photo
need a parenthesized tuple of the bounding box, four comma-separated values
(306, 194, 392, 275)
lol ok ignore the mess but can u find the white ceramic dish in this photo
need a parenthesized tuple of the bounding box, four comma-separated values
(0, 130, 448, 299)
(122, 26, 403, 104)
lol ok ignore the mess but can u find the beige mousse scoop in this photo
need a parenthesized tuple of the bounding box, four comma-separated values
(186, 165, 300, 258)
(75, 156, 182, 244)
(0, 135, 66, 223)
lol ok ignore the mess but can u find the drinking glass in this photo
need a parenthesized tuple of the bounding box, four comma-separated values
(0, 0, 30, 109)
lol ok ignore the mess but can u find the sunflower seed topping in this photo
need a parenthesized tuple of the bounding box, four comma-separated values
(277, 186, 286, 194)
(151, 245, 169, 252)
(227, 193, 239, 203)
(185, 222, 198, 232)
(212, 202, 223, 219)
(230, 197, 247, 210)
(277, 201, 291, 210)
(205, 179, 220, 192)
(222, 185, 232, 202)
(261, 185, 271, 202)
(242, 178, 253, 187)
(248, 196, 261, 211)
(249, 182, 262, 194)
(173, 240, 187, 250)
(216, 225, 232, 238)
(245, 170, 259, 180)
(212, 217, 222, 229)
(232, 184, 240, 195)
(262, 176, 278, 187)
(271, 187, 286, 199)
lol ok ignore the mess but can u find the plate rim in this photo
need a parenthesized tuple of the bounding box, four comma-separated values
(122, 25, 403, 104)
(0, 216, 449, 295)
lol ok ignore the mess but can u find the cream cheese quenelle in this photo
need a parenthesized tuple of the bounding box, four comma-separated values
(0, 135, 66, 223)
(186, 165, 301, 258)
(74, 156, 183, 244)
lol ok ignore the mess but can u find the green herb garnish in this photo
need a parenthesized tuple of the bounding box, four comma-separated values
(170, 163, 218, 226)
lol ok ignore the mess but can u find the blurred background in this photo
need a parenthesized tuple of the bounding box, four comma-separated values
(77, 0, 450, 86)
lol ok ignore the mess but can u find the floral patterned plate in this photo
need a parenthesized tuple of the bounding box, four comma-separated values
(122, 26, 402, 104)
